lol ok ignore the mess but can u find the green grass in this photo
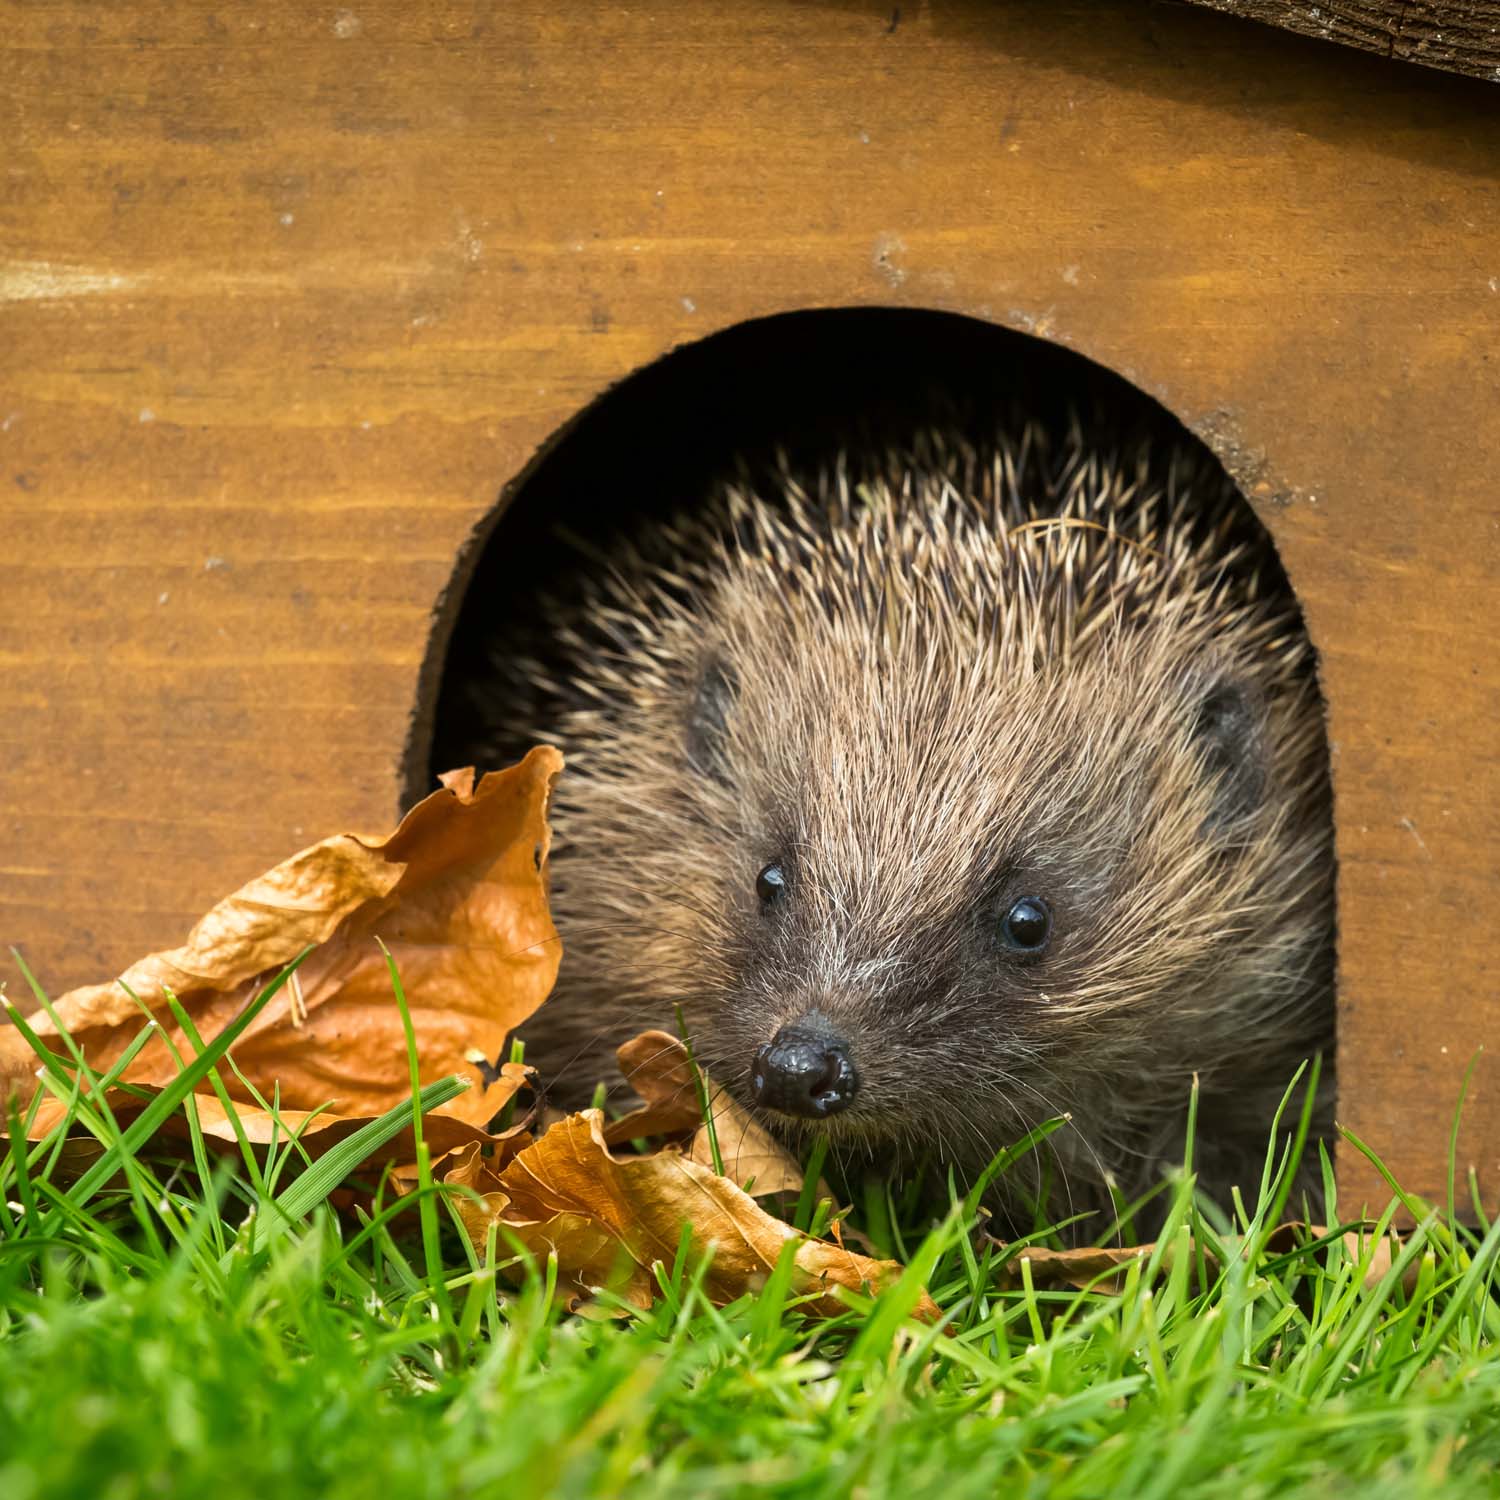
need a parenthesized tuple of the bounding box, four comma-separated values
(2, 965, 1498, 1500)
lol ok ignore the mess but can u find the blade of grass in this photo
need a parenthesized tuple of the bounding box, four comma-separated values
(152, 988, 269, 1203)
(1446, 1050, 1483, 1228)
(248, 1075, 469, 1246)
(377, 940, 457, 1348)
(673, 1003, 722, 1177)
(792, 1135, 829, 1233)
(59, 953, 311, 1210)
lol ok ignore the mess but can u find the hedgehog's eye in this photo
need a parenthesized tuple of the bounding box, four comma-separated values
(756, 862, 787, 909)
(1001, 896, 1051, 952)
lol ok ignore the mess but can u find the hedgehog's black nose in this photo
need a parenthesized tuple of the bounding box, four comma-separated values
(750, 1019, 858, 1119)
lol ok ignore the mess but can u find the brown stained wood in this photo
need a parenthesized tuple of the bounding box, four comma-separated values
(1, 0, 1497, 1214)
(1183, 0, 1500, 81)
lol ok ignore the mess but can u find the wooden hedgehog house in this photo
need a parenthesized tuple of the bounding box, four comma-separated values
(3, 0, 1497, 1214)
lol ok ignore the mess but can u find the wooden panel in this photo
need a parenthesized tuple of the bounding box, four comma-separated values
(1184, 0, 1500, 81)
(1, 0, 1496, 1212)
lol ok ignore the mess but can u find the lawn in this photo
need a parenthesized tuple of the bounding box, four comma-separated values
(2, 968, 1498, 1500)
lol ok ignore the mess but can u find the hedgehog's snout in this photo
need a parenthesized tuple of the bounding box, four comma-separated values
(749, 1011, 859, 1119)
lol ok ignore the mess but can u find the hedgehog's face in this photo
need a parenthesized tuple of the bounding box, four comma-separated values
(667, 610, 1309, 1177)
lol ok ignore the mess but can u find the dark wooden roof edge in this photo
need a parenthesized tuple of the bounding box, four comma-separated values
(1180, 0, 1500, 81)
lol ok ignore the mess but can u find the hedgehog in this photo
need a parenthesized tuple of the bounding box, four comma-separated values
(466, 417, 1336, 1222)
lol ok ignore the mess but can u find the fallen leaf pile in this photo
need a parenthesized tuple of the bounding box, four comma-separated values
(430, 1107, 914, 1318)
(0, 747, 928, 1320)
(2, 750, 564, 1160)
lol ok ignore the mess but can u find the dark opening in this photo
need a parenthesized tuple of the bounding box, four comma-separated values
(419, 308, 1293, 793)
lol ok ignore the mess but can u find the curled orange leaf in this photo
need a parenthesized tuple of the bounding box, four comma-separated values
(2, 748, 563, 1138)
(446, 1108, 937, 1320)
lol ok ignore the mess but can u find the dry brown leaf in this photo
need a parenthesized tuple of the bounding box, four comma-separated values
(1264, 1220, 1409, 1292)
(21, 1069, 535, 1177)
(447, 1109, 937, 1320)
(601, 1030, 701, 1144)
(415, 1138, 515, 1251)
(686, 1095, 809, 1199)
(990, 1241, 1160, 1293)
(2, 749, 563, 1139)
(192, 1059, 537, 1161)
(990, 1221, 1411, 1293)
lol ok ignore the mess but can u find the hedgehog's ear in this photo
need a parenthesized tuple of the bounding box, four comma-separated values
(1188, 673, 1269, 838)
(685, 656, 738, 782)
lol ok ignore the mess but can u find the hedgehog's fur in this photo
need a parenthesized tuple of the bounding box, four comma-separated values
(479, 420, 1335, 1222)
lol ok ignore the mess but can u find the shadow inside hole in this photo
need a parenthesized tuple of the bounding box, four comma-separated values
(419, 307, 1299, 792)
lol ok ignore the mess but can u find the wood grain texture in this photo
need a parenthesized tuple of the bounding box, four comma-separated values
(1183, 0, 1500, 80)
(1, 0, 1496, 1212)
